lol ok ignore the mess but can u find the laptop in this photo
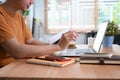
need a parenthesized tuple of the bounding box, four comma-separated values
(55, 21, 108, 57)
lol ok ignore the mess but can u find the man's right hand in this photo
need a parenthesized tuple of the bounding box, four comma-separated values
(57, 30, 79, 50)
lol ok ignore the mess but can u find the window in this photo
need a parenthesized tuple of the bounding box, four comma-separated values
(71, 0, 97, 30)
(45, 0, 120, 34)
(98, 0, 120, 24)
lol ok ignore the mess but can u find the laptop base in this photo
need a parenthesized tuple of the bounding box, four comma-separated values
(55, 48, 96, 57)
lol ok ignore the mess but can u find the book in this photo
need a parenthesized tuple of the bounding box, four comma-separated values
(82, 53, 113, 58)
(26, 56, 75, 67)
(79, 55, 120, 65)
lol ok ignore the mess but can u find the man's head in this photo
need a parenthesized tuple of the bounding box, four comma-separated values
(6, 0, 34, 11)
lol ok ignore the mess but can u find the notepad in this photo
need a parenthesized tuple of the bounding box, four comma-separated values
(26, 56, 75, 67)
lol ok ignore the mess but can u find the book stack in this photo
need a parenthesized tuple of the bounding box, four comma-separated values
(26, 55, 75, 67)
(79, 53, 120, 65)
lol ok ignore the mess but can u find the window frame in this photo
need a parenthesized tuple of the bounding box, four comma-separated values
(44, 0, 98, 34)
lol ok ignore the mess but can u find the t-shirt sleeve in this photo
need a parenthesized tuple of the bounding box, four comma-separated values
(0, 16, 15, 44)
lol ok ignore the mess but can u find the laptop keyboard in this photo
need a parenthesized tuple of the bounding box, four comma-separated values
(59, 48, 96, 56)
(76, 48, 95, 54)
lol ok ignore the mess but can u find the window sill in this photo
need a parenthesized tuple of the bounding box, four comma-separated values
(45, 28, 97, 34)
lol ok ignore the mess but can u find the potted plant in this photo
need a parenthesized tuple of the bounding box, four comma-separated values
(103, 21, 120, 47)
(20, 10, 29, 16)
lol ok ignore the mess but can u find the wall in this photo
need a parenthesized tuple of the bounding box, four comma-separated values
(0, 0, 5, 3)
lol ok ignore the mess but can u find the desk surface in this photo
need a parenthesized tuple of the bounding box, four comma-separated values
(0, 45, 120, 80)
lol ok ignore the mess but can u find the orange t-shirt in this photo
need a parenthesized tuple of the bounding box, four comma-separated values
(0, 6, 32, 67)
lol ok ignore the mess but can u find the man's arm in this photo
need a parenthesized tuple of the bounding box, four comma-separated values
(26, 38, 49, 46)
(1, 38, 60, 59)
(1, 30, 78, 59)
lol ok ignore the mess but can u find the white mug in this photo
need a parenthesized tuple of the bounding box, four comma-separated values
(88, 37, 95, 47)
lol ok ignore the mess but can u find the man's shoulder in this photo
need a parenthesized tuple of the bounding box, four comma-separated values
(0, 6, 5, 15)
(0, 6, 8, 20)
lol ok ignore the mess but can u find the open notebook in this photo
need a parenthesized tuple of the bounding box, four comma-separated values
(56, 21, 108, 57)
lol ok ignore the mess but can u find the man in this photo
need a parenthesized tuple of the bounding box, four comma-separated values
(0, 0, 78, 67)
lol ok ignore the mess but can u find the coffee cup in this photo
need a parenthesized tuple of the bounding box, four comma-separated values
(88, 37, 95, 47)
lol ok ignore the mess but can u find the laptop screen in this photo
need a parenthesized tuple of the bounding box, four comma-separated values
(93, 22, 108, 52)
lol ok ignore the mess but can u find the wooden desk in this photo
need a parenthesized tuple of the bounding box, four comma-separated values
(0, 45, 120, 80)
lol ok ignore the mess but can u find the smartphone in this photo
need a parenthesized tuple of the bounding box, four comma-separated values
(45, 56, 71, 62)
